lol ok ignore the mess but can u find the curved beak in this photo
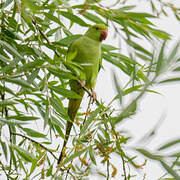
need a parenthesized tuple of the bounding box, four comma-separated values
(100, 30, 108, 41)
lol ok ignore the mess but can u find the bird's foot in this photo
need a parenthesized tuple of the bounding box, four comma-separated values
(79, 80, 86, 88)
(91, 89, 97, 103)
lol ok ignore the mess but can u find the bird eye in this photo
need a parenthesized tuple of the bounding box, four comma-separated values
(95, 27, 99, 30)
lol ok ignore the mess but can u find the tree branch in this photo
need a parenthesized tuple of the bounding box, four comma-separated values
(121, 154, 127, 180)
(0, 160, 9, 180)
(11, 132, 58, 160)
(32, 18, 60, 57)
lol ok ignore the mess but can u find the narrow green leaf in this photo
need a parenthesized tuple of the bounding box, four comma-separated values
(0, 40, 23, 59)
(62, 146, 90, 165)
(103, 54, 130, 75)
(46, 164, 53, 176)
(125, 21, 150, 37)
(60, 11, 89, 27)
(17, 59, 44, 73)
(156, 41, 166, 75)
(0, 119, 28, 125)
(174, 161, 180, 167)
(136, 148, 163, 160)
(27, 69, 40, 84)
(13, 145, 35, 162)
(29, 151, 45, 176)
(123, 85, 143, 96)
(158, 139, 180, 151)
(9, 147, 17, 170)
(125, 12, 156, 18)
(170, 152, 180, 157)
(54, 124, 65, 139)
(150, 28, 171, 40)
(50, 86, 81, 99)
(50, 97, 69, 120)
(80, 107, 101, 136)
(8, 116, 39, 121)
(21, 9, 35, 31)
(46, 27, 60, 37)
(109, 52, 138, 65)
(0, 140, 8, 160)
(116, 153, 138, 169)
(0, 54, 11, 63)
(14, 99, 34, 111)
(99, 127, 110, 141)
(117, 5, 136, 12)
(20, 127, 46, 138)
(126, 40, 152, 57)
(89, 147, 97, 165)
(51, 116, 64, 139)
(82, 11, 105, 24)
(167, 42, 180, 65)
(121, 27, 139, 38)
(0, 100, 16, 107)
(56, 34, 82, 46)
(113, 101, 137, 125)
(3, 78, 33, 89)
(44, 12, 64, 27)
(113, 72, 123, 104)
(160, 77, 180, 84)
(0, 85, 15, 95)
(135, 52, 151, 61)
(137, 70, 149, 82)
(48, 67, 77, 80)
(51, 116, 64, 129)
(2, 26, 22, 40)
(97, 133, 105, 144)
(22, 0, 39, 13)
(102, 44, 119, 52)
(2, 0, 13, 9)
(160, 160, 180, 179)
(54, 176, 63, 180)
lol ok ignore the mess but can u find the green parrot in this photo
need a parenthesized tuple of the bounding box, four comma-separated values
(57, 24, 108, 164)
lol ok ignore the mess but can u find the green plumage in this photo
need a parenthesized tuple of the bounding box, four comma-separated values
(58, 24, 107, 164)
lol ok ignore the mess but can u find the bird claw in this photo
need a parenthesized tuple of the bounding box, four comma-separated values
(91, 89, 97, 103)
(79, 80, 86, 87)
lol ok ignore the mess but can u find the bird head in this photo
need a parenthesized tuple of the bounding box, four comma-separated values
(85, 24, 108, 42)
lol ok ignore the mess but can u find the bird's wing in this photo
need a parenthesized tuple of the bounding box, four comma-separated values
(66, 43, 78, 62)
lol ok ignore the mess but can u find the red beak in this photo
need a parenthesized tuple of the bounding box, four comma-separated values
(100, 30, 108, 41)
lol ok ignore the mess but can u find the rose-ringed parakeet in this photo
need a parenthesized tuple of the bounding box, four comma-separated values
(58, 24, 108, 164)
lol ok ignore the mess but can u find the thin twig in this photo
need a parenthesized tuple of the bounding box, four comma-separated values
(11, 132, 58, 160)
(143, 173, 146, 180)
(107, 160, 110, 180)
(121, 155, 127, 180)
(0, 90, 13, 175)
(0, 160, 9, 180)
(32, 18, 60, 57)
(82, 95, 92, 126)
(158, 157, 179, 180)
(111, 125, 127, 180)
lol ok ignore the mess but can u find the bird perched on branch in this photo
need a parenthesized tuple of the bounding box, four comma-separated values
(58, 24, 108, 164)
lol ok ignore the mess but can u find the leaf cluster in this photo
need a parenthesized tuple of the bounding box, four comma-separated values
(0, 0, 180, 179)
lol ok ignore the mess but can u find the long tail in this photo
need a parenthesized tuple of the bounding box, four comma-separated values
(58, 80, 84, 164)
